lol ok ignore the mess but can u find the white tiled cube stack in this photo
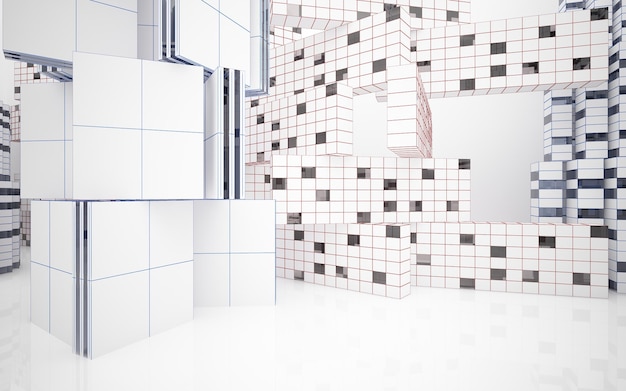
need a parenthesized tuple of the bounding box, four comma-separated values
(277, 223, 411, 298)
(530, 161, 566, 223)
(246, 81, 353, 164)
(411, 222, 609, 298)
(415, 9, 609, 98)
(0, 102, 19, 274)
(266, 155, 471, 225)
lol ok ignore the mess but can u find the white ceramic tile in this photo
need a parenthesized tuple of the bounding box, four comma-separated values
(141, 60, 204, 132)
(73, 52, 141, 129)
(73, 126, 142, 200)
(193, 253, 230, 307)
(141, 130, 204, 199)
(230, 200, 276, 253)
(49, 201, 75, 274)
(230, 253, 275, 306)
(89, 271, 149, 358)
(89, 202, 149, 280)
(21, 141, 65, 199)
(149, 262, 193, 335)
(193, 200, 230, 254)
(30, 201, 50, 266)
(49, 268, 73, 346)
(177, 0, 220, 71)
(20, 83, 66, 141)
(76, 0, 137, 58)
(29, 262, 50, 332)
(149, 201, 193, 268)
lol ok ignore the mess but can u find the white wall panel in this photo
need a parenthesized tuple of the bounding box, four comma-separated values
(30, 201, 50, 266)
(49, 269, 74, 346)
(29, 262, 50, 332)
(193, 200, 230, 254)
(230, 253, 275, 306)
(149, 201, 193, 268)
(76, 0, 137, 59)
(49, 202, 75, 273)
(193, 254, 230, 306)
(149, 262, 194, 335)
(230, 200, 275, 253)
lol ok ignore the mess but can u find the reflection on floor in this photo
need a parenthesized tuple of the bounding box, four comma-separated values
(1, 247, 625, 391)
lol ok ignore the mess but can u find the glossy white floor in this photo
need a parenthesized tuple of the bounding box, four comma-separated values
(1, 247, 625, 391)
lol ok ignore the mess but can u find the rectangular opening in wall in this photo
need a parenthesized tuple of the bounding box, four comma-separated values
(491, 65, 506, 77)
(490, 42, 506, 54)
(294, 270, 304, 280)
(272, 178, 286, 190)
(460, 78, 475, 90)
(257, 114, 264, 124)
(446, 201, 459, 211)
(348, 234, 360, 246)
(586, 90, 607, 100)
(294, 230, 305, 240)
(460, 234, 474, 245)
(348, 31, 360, 45)
(271, 141, 280, 151)
(522, 270, 539, 282)
(490, 246, 506, 258)
(336, 266, 348, 278)
(373, 271, 386, 285)
(538, 236, 556, 248)
(417, 61, 431, 72)
(458, 159, 471, 169)
(256, 152, 264, 162)
(326, 83, 337, 97)
(411, 233, 417, 243)
(386, 225, 400, 238)
(314, 52, 325, 65)
(288, 137, 297, 148)
(314, 242, 325, 253)
(357, 11, 370, 20)
(460, 34, 475, 47)
(460, 278, 475, 289)
(336, 68, 348, 81)
(297, 103, 306, 115)
(357, 212, 371, 223)
(271, 121, 280, 131)
(384, 201, 397, 212)
(522, 62, 539, 74)
(384, 179, 397, 190)
(422, 169, 435, 179)
(302, 167, 316, 178)
(416, 254, 431, 265)
(373, 59, 386, 73)
(572, 272, 590, 285)
(314, 74, 325, 86)
(490, 269, 506, 280)
(316, 190, 330, 201)
(409, 6, 422, 18)
(314, 263, 325, 274)
(578, 209, 603, 219)
(294, 48, 304, 61)
(590, 226, 608, 238)
(264, 175, 270, 184)
(447, 10, 459, 22)
(316, 132, 326, 144)
(287, 213, 302, 224)
(539, 25, 556, 38)
(410, 201, 422, 212)
(573, 57, 591, 70)
(386, 6, 400, 21)
(357, 168, 371, 179)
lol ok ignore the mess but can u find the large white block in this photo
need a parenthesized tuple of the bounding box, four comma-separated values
(73, 52, 142, 129)
(50, 202, 75, 274)
(73, 126, 142, 200)
(177, 0, 220, 71)
(230, 253, 275, 306)
(220, 16, 251, 78)
(219, 0, 250, 29)
(149, 201, 194, 268)
(149, 262, 194, 335)
(76, 0, 137, 59)
(30, 262, 50, 332)
(89, 271, 150, 358)
(20, 83, 67, 141)
(21, 141, 65, 199)
(193, 200, 230, 254)
(49, 269, 74, 346)
(141, 60, 204, 132)
(90, 202, 149, 280)
(30, 201, 50, 266)
(193, 253, 230, 306)
(3, 0, 75, 64)
(230, 200, 275, 253)
(141, 131, 204, 199)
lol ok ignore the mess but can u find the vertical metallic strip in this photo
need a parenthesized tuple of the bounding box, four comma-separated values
(228, 71, 235, 199)
(223, 68, 230, 199)
(234, 70, 241, 199)
(161, 0, 167, 58)
(170, 0, 176, 56)
(83, 202, 88, 357)
(74, 202, 80, 355)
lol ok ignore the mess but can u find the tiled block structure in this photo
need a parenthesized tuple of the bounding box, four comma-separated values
(193, 200, 276, 307)
(246, 82, 354, 164)
(20, 52, 205, 200)
(252, 155, 471, 225)
(414, 9, 609, 98)
(535, 1, 626, 292)
(267, 7, 412, 99)
(277, 223, 411, 298)
(270, 0, 471, 30)
(530, 161, 566, 223)
(410, 222, 609, 298)
(0, 102, 20, 274)
(30, 200, 194, 358)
